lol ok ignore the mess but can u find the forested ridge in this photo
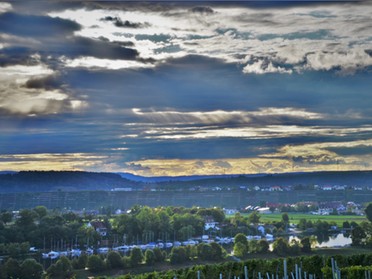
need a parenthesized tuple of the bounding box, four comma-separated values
(0, 171, 139, 193)
(1, 170, 371, 193)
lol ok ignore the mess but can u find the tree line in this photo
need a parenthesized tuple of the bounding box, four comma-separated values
(0, 203, 371, 278)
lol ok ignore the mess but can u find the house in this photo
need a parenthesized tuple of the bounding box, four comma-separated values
(269, 186, 283, 192)
(334, 185, 346, 190)
(223, 208, 238, 215)
(204, 216, 220, 231)
(205, 221, 219, 230)
(257, 207, 272, 214)
(88, 221, 108, 237)
(111, 188, 133, 191)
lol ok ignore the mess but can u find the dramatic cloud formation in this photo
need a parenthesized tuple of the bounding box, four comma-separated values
(0, 62, 84, 116)
(0, 1, 371, 176)
(50, 2, 372, 73)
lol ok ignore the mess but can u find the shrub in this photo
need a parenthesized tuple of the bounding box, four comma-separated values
(107, 251, 123, 269)
(87, 255, 105, 273)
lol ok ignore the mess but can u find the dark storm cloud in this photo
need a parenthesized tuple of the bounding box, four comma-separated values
(1, 35, 139, 62)
(101, 16, 149, 28)
(232, 12, 277, 26)
(0, 47, 35, 67)
(9, 1, 83, 14)
(0, 11, 139, 65)
(235, 1, 360, 9)
(292, 155, 343, 165)
(0, 12, 81, 38)
(190, 6, 214, 14)
(328, 146, 372, 156)
(62, 36, 139, 60)
(24, 75, 63, 90)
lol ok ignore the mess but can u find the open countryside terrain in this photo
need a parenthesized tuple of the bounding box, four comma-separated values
(247, 213, 367, 227)
(1, 171, 372, 210)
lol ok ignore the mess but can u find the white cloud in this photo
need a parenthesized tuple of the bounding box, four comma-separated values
(243, 60, 293, 74)
(0, 2, 12, 14)
(306, 49, 372, 73)
(137, 124, 372, 140)
(61, 56, 155, 70)
(255, 107, 322, 119)
(0, 64, 53, 83)
(48, 3, 372, 74)
(132, 107, 322, 125)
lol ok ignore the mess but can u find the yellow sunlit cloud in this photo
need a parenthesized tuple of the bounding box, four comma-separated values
(0, 153, 106, 172)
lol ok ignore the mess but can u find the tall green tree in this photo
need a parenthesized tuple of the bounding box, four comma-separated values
(170, 246, 188, 264)
(248, 211, 260, 224)
(107, 251, 123, 269)
(20, 258, 43, 279)
(210, 242, 224, 260)
(257, 239, 269, 253)
(234, 232, 248, 257)
(16, 209, 37, 228)
(46, 256, 73, 279)
(0, 211, 12, 224)
(301, 237, 312, 253)
(234, 233, 248, 246)
(233, 242, 247, 258)
(87, 255, 105, 273)
(72, 253, 88, 269)
(272, 237, 289, 256)
(130, 247, 143, 267)
(152, 247, 165, 262)
(351, 226, 366, 246)
(145, 249, 155, 266)
(33, 206, 48, 219)
(4, 258, 20, 279)
(197, 243, 213, 260)
(365, 203, 372, 223)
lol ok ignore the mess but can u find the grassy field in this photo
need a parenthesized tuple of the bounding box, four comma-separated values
(236, 213, 367, 226)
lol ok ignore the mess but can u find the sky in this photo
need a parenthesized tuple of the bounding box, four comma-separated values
(0, 1, 371, 176)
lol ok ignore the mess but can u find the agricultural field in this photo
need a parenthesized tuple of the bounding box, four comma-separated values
(238, 213, 367, 227)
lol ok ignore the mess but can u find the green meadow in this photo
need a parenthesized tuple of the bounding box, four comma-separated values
(236, 213, 367, 226)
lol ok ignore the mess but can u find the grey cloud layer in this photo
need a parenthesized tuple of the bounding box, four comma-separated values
(49, 2, 372, 74)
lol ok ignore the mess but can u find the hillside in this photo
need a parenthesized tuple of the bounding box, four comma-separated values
(0, 170, 371, 193)
(0, 171, 139, 193)
(156, 170, 372, 188)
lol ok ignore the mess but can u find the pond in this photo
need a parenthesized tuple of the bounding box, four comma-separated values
(315, 233, 352, 248)
(288, 233, 352, 248)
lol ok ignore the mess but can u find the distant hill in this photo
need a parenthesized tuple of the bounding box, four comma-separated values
(119, 170, 372, 188)
(156, 170, 372, 188)
(0, 170, 371, 193)
(117, 172, 255, 183)
(0, 171, 139, 193)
